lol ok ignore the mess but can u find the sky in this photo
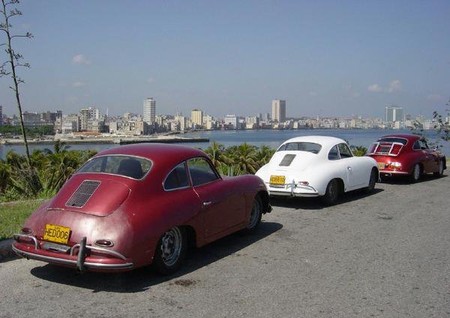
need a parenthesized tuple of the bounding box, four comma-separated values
(1, 0, 450, 119)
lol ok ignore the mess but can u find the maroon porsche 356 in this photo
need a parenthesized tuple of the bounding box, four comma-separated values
(13, 143, 271, 274)
(367, 134, 446, 182)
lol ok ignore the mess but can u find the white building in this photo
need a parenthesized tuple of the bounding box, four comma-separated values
(191, 109, 204, 128)
(272, 100, 286, 123)
(143, 98, 156, 124)
(385, 106, 404, 122)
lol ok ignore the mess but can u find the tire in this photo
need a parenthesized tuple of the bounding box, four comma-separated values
(365, 169, 377, 193)
(153, 226, 187, 275)
(246, 195, 263, 232)
(433, 160, 444, 177)
(322, 179, 340, 206)
(410, 163, 421, 183)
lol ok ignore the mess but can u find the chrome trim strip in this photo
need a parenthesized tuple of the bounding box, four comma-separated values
(70, 244, 128, 260)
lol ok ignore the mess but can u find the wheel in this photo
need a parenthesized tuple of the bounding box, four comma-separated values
(322, 179, 340, 206)
(153, 226, 187, 275)
(410, 164, 421, 183)
(365, 169, 377, 193)
(433, 160, 444, 177)
(246, 195, 263, 231)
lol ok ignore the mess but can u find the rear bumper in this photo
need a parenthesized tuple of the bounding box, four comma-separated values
(267, 183, 320, 197)
(379, 170, 409, 176)
(13, 234, 134, 272)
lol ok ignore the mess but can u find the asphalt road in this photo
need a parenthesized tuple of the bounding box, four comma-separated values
(1, 175, 449, 318)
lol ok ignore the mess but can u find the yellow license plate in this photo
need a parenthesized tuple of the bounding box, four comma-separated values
(43, 224, 71, 244)
(270, 175, 285, 185)
(377, 162, 386, 170)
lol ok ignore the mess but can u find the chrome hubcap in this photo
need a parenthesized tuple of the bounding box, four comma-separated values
(248, 199, 261, 229)
(413, 165, 420, 180)
(160, 227, 182, 267)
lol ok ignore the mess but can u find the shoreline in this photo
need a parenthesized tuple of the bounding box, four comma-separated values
(0, 136, 210, 145)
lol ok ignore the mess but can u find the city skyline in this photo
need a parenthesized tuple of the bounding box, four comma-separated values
(1, 1, 449, 119)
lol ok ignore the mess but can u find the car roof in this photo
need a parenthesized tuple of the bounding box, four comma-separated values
(95, 143, 207, 167)
(377, 134, 421, 142)
(279, 135, 346, 148)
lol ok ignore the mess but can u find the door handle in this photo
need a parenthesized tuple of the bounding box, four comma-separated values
(203, 201, 212, 207)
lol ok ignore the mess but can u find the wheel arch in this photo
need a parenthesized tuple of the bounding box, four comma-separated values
(180, 224, 197, 248)
(257, 190, 272, 213)
(334, 177, 345, 194)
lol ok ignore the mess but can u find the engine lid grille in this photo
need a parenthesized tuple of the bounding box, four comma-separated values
(66, 180, 101, 208)
(279, 154, 296, 166)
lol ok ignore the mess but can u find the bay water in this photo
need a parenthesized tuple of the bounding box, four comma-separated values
(1, 128, 449, 160)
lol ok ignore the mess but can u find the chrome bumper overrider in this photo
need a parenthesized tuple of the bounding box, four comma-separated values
(267, 182, 319, 197)
(13, 234, 134, 272)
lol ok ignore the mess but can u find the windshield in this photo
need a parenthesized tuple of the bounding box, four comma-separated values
(78, 155, 152, 179)
(277, 142, 321, 154)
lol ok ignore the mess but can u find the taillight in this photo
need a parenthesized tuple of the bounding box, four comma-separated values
(95, 239, 114, 248)
(21, 227, 33, 235)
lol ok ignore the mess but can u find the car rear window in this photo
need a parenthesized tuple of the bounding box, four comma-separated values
(78, 155, 151, 179)
(367, 138, 407, 156)
(277, 142, 321, 154)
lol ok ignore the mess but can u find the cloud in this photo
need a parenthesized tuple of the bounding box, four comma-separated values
(388, 80, 401, 92)
(147, 77, 155, 84)
(72, 54, 91, 65)
(72, 81, 86, 87)
(368, 84, 383, 93)
(368, 80, 402, 93)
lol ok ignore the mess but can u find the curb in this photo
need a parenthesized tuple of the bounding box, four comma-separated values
(0, 239, 16, 262)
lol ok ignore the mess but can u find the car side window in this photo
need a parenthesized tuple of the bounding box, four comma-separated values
(328, 145, 340, 160)
(164, 162, 190, 191)
(338, 143, 353, 158)
(413, 140, 429, 150)
(188, 157, 220, 186)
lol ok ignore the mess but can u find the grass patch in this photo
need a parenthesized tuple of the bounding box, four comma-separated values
(0, 200, 43, 241)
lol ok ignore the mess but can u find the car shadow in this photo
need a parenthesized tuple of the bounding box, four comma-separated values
(380, 173, 447, 185)
(29, 221, 282, 293)
(269, 188, 384, 210)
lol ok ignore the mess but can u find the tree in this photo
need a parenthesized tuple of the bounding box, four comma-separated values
(0, 0, 33, 165)
(204, 141, 233, 175)
(432, 105, 449, 142)
(227, 143, 259, 175)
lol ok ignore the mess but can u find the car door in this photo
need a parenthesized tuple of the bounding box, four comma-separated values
(416, 139, 439, 173)
(187, 157, 244, 241)
(337, 143, 367, 190)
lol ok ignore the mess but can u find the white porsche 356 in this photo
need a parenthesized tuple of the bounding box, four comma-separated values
(255, 136, 379, 205)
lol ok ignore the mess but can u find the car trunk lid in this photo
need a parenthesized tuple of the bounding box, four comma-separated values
(270, 151, 317, 171)
(47, 174, 131, 216)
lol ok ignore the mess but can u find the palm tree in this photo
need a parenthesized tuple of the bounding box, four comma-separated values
(0, 161, 10, 195)
(227, 143, 259, 175)
(43, 139, 71, 155)
(254, 145, 275, 170)
(5, 150, 41, 197)
(204, 141, 233, 175)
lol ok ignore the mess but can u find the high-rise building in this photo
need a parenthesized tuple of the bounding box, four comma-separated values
(272, 100, 286, 123)
(191, 109, 203, 128)
(143, 98, 156, 124)
(385, 106, 404, 122)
